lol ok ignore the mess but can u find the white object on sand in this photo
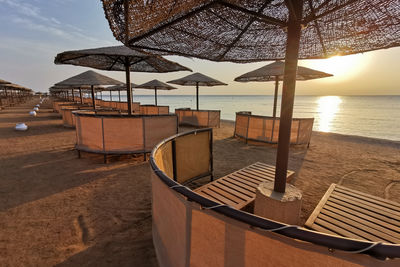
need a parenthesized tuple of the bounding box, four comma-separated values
(29, 111, 37, 116)
(15, 123, 28, 131)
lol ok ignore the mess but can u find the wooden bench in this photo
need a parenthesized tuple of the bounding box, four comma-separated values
(305, 183, 400, 243)
(194, 162, 295, 210)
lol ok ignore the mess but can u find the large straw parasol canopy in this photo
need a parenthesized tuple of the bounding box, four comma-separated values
(102, 1, 400, 62)
(54, 45, 191, 114)
(55, 70, 122, 109)
(102, 0, 400, 194)
(234, 61, 333, 117)
(167, 72, 227, 110)
(135, 79, 176, 106)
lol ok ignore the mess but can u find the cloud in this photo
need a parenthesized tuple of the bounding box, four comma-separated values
(0, 0, 112, 45)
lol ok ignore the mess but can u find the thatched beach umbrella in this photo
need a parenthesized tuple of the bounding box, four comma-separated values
(234, 61, 333, 118)
(50, 84, 105, 103)
(135, 80, 176, 106)
(55, 70, 122, 109)
(55, 46, 191, 114)
(0, 79, 11, 85)
(0, 83, 28, 100)
(167, 72, 227, 110)
(102, 0, 400, 194)
(107, 83, 137, 102)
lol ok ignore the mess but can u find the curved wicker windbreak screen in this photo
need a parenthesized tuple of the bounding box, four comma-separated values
(140, 105, 169, 115)
(235, 112, 313, 145)
(150, 129, 400, 266)
(53, 101, 75, 113)
(74, 111, 178, 155)
(175, 108, 220, 128)
(153, 129, 212, 184)
(60, 108, 78, 128)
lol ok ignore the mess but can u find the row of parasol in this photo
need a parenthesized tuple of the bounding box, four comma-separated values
(52, 45, 332, 116)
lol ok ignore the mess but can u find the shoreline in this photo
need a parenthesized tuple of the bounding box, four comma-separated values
(221, 118, 400, 146)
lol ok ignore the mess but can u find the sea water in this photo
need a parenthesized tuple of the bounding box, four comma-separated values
(99, 94, 400, 141)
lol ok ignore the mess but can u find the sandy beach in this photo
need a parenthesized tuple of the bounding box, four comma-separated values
(1, 98, 399, 266)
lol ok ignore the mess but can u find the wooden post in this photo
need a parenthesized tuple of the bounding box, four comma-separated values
(274, 0, 303, 193)
(79, 87, 83, 104)
(118, 90, 121, 102)
(125, 61, 133, 114)
(196, 82, 199, 110)
(91, 85, 96, 110)
(109, 90, 112, 102)
(273, 76, 279, 118)
(154, 87, 158, 106)
(124, 0, 133, 115)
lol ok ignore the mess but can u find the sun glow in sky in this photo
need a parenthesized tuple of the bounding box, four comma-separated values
(303, 54, 372, 83)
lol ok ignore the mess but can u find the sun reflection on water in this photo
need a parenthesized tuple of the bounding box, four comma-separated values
(317, 96, 342, 132)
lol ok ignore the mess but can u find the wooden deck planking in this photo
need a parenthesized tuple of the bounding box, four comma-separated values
(305, 183, 400, 244)
(194, 162, 295, 210)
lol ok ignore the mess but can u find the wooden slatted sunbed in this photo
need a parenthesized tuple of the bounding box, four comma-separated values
(305, 183, 400, 243)
(194, 162, 295, 210)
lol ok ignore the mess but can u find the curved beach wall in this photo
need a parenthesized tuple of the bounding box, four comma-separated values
(150, 129, 400, 267)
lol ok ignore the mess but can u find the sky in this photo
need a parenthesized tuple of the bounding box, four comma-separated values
(0, 0, 399, 95)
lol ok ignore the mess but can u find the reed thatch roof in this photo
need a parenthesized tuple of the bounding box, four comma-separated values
(0, 83, 29, 91)
(136, 79, 176, 90)
(234, 61, 333, 82)
(167, 72, 227, 86)
(0, 79, 11, 85)
(107, 83, 138, 91)
(54, 45, 191, 73)
(102, 0, 400, 62)
(49, 84, 105, 91)
(55, 70, 122, 86)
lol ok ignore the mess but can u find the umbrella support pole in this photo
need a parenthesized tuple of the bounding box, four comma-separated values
(125, 61, 133, 115)
(91, 85, 96, 110)
(155, 88, 158, 106)
(79, 88, 83, 104)
(274, 0, 303, 193)
(196, 82, 199, 110)
(273, 77, 279, 118)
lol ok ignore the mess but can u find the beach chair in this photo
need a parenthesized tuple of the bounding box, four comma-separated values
(305, 183, 400, 243)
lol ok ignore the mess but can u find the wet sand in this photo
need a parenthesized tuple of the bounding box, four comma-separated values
(1, 98, 399, 266)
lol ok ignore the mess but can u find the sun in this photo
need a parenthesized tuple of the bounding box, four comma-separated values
(301, 54, 371, 82)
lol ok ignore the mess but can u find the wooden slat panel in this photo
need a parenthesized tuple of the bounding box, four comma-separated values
(322, 206, 400, 243)
(220, 176, 257, 193)
(317, 213, 385, 242)
(306, 183, 400, 243)
(214, 180, 253, 199)
(330, 193, 400, 222)
(199, 187, 238, 207)
(314, 217, 366, 241)
(335, 185, 400, 212)
(207, 184, 246, 203)
(195, 162, 295, 210)
(324, 203, 400, 236)
(327, 198, 400, 228)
